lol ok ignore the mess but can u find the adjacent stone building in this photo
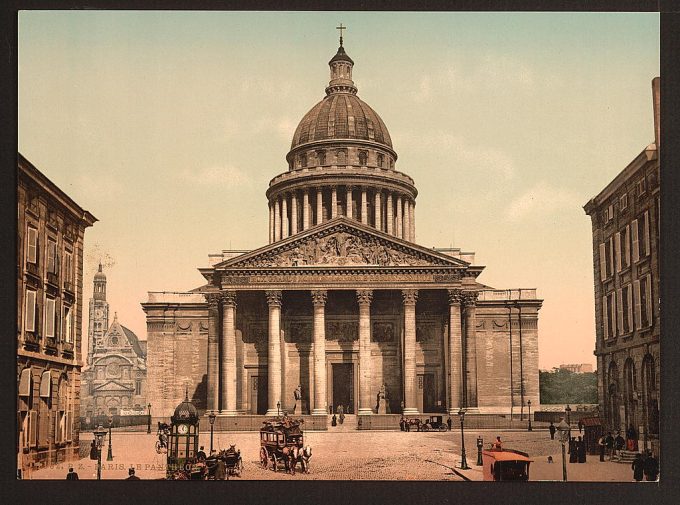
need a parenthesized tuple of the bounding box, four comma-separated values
(584, 77, 660, 450)
(17, 154, 97, 475)
(142, 37, 543, 424)
(80, 265, 148, 419)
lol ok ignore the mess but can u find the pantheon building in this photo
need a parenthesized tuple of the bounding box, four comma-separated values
(142, 37, 542, 427)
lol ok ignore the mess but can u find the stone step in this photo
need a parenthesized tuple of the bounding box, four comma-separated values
(329, 414, 358, 432)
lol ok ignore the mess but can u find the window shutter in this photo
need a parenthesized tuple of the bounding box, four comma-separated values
(627, 286, 633, 333)
(631, 219, 639, 263)
(615, 232, 622, 272)
(634, 280, 642, 330)
(617, 289, 623, 335)
(624, 225, 631, 267)
(645, 275, 653, 327)
(19, 368, 32, 396)
(45, 298, 55, 338)
(608, 237, 615, 276)
(29, 411, 37, 447)
(599, 243, 607, 281)
(602, 296, 608, 339)
(27, 227, 37, 263)
(644, 211, 651, 257)
(25, 290, 36, 332)
(54, 412, 60, 443)
(608, 204, 613, 221)
(610, 294, 617, 336)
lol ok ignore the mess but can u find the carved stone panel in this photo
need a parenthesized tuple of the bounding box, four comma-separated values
(372, 322, 395, 342)
(325, 321, 358, 342)
(416, 322, 436, 343)
(285, 320, 312, 343)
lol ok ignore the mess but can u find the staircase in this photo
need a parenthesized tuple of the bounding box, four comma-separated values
(614, 450, 639, 464)
(330, 414, 358, 432)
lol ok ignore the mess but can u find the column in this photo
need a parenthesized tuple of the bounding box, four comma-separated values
(346, 186, 353, 219)
(402, 289, 419, 415)
(361, 187, 368, 224)
(303, 190, 310, 231)
(375, 191, 382, 231)
(395, 195, 403, 239)
(463, 291, 479, 408)
(205, 293, 221, 412)
(291, 192, 298, 235)
(268, 201, 274, 244)
(316, 187, 323, 225)
(331, 186, 338, 219)
(410, 201, 416, 242)
(403, 199, 411, 241)
(281, 195, 289, 239)
(447, 289, 464, 414)
(386, 192, 394, 235)
(273, 198, 281, 242)
(311, 290, 328, 415)
(221, 291, 237, 415)
(265, 290, 283, 416)
(357, 290, 373, 415)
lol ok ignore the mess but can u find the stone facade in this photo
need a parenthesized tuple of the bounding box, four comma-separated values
(583, 77, 660, 448)
(17, 154, 97, 475)
(142, 38, 542, 422)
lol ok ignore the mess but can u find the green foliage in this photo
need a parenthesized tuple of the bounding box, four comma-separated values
(539, 369, 597, 405)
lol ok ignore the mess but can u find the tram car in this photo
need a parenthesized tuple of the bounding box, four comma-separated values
(482, 448, 533, 481)
(259, 417, 312, 475)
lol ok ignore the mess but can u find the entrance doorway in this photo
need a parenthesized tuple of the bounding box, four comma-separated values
(250, 375, 268, 415)
(332, 363, 354, 414)
(418, 373, 436, 413)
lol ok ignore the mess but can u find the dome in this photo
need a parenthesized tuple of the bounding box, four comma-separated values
(172, 390, 199, 423)
(291, 93, 392, 150)
(94, 262, 106, 280)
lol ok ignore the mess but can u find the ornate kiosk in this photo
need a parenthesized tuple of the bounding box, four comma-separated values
(166, 392, 200, 478)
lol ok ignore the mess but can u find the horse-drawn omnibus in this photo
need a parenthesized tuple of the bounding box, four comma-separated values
(259, 417, 311, 475)
(482, 448, 533, 481)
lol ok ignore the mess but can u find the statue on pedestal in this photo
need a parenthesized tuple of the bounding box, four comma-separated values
(377, 384, 388, 414)
(293, 385, 302, 414)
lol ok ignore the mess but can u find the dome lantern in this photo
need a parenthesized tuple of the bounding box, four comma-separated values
(326, 26, 357, 96)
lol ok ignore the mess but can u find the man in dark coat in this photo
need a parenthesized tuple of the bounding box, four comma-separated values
(578, 419, 584, 433)
(644, 452, 659, 481)
(569, 437, 578, 463)
(615, 432, 626, 458)
(626, 424, 638, 451)
(549, 422, 556, 440)
(447, 417, 452, 431)
(214, 459, 227, 480)
(577, 436, 587, 463)
(125, 468, 141, 480)
(631, 453, 645, 481)
(66, 467, 79, 480)
(598, 434, 606, 462)
(605, 432, 615, 460)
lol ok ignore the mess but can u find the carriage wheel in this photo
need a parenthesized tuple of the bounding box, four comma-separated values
(439, 425, 448, 432)
(260, 447, 269, 469)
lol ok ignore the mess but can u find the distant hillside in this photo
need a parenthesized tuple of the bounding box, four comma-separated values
(539, 369, 597, 405)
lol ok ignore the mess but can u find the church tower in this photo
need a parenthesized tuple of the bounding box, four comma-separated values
(87, 262, 109, 365)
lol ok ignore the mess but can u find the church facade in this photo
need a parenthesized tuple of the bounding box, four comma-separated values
(142, 38, 542, 424)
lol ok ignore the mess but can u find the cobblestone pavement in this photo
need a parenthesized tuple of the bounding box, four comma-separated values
(27, 428, 640, 482)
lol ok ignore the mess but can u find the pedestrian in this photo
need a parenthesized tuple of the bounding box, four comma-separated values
(125, 468, 141, 480)
(331, 414, 337, 427)
(631, 453, 645, 481)
(197, 446, 207, 461)
(447, 417, 452, 431)
(89, 439, 98, 460)
(598, 434, 606, 462)
(494, 436, 503, 450)
(214, 458, 227, 480)
(605, 432, 614, 461)
(569, 437, 578, 463)
(549, 421, 556, 440)
(643, 452, 659, 481)
(615, 431, 625, 459)
(578, 419, 584, 434)
(66, 467, 79, 480)
(338, 404, 345, 424)
(405, 418, 410, 432)
(399, 415, 405, 432)
(577, 436, 586, 463)
(626, 424, 638, 452)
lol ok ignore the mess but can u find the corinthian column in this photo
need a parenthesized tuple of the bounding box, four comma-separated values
(410, 201, 416, 242)
(274, 198, 281, 242)
(346, 186, 353, 219)
(447, 289, 464, 414)
(403, 199, 411, 241)
(221, 291, 237, 415)
(331, 186, 338, 219)
(463, 291, 479, 408)
(361, 187, 368, 224)
(205, 293, 221, 412)
(396, 195, 403, 239)
(268, 201, 274, 244)
(402, 289, 419, 415)
(357, 290, 373, 415)
(316, 187, 323, 225)
(291, 192, 298, 235)
(265, 290, 283, 416)
(303, 190, 310, 231)
(311, 290, 328, 415)
(375, 191, 382, 231)
(281, 195, 289, 239)
(386, 192, 394, 235)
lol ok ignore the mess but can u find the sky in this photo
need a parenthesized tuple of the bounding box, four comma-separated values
(18, 11, 659, 370)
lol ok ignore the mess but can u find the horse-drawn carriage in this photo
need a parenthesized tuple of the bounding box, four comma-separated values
(259, 417, 311, 475)
(168, 446, 244, 480)
(419, 415, 449, 432)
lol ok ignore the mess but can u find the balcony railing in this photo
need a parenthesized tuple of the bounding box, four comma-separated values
(46, 271, 59, 287)
(26, 262, 40, 277)
(62, 342, 74, 356)
(63, 281, 74, 294)
(23, 331, 41, 348)
(44, 337, 58, 353)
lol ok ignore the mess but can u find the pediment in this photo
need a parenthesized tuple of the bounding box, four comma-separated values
(216, 218, 469, 270)
(94, 380, 134, 392)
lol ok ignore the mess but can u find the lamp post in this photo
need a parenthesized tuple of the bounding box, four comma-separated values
(106, 416, 114, 461)
(527, 400, 533, 431)
(147, 403, 152, 434)
(565, 404, 572, 439)
(208, 410, 216, 454)
(458, 408, 470, 470)
(476, 436, 484, 466)
(557, 418, 570, 482)
(93, 425, 107, 480)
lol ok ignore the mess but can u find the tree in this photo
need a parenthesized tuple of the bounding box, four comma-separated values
(539, 369, 597, 405)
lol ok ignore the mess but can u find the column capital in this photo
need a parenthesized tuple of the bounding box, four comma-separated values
(205, 293, 222, 308)
(346, 185, 354, 191)
(221, 290, 237, 308)
(311, 289, 328, 307)
(265, 290, 283, 307)
(401, 289, 419, 305)
(447, 288, 464, 305)
(356, 289, 373, 306)
(462, 291, 479, 307)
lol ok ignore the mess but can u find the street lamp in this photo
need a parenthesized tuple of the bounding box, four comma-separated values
(557, 418, 570, 482)
(208, 410, 216, 454)
(565, 404, 572, 439)
(476, 436, 484, 466)
(527, 400, 533, 431)
(147, 403, 152, 434)
(106, 416, 114, 461)
(458, 408, 470, 470)
(93, 425, 107, 480)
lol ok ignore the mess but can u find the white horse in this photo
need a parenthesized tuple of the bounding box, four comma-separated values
(301, 446, 312, 474)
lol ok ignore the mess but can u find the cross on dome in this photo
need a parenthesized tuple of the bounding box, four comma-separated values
(336, 23, 346, 46)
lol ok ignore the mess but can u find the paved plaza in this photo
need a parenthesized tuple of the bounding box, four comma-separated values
(27, 428, 643, 482)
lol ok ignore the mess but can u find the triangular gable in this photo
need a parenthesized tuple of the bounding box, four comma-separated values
(215, 217, 470, 270)
(94, 380, 134, 392)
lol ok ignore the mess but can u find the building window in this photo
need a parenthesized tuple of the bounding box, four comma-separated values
(135, 380, 142, 396)
(25, 289, 37, 333)
(599, 237, 614, 281)
(377, 153, 384, 168)
(316, 150, 326, 165)
(620, 193, 628, 211)
(617, 284, 633, 335)
(47, 238, 58, 274)
(64, 250, 73, 284)
(63, 305, 73, 343)
(300, 153, 307, 168)
(631, 211, 651, 262)
(44, 297, 56, 338)
(26, 226, 38, 264)
(337, 149, 346, 165)
(634, 274, 653, 329)
(603, 292, 616, 339)
(358, 150, 368, 166)
(636, 177, 647, 197)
